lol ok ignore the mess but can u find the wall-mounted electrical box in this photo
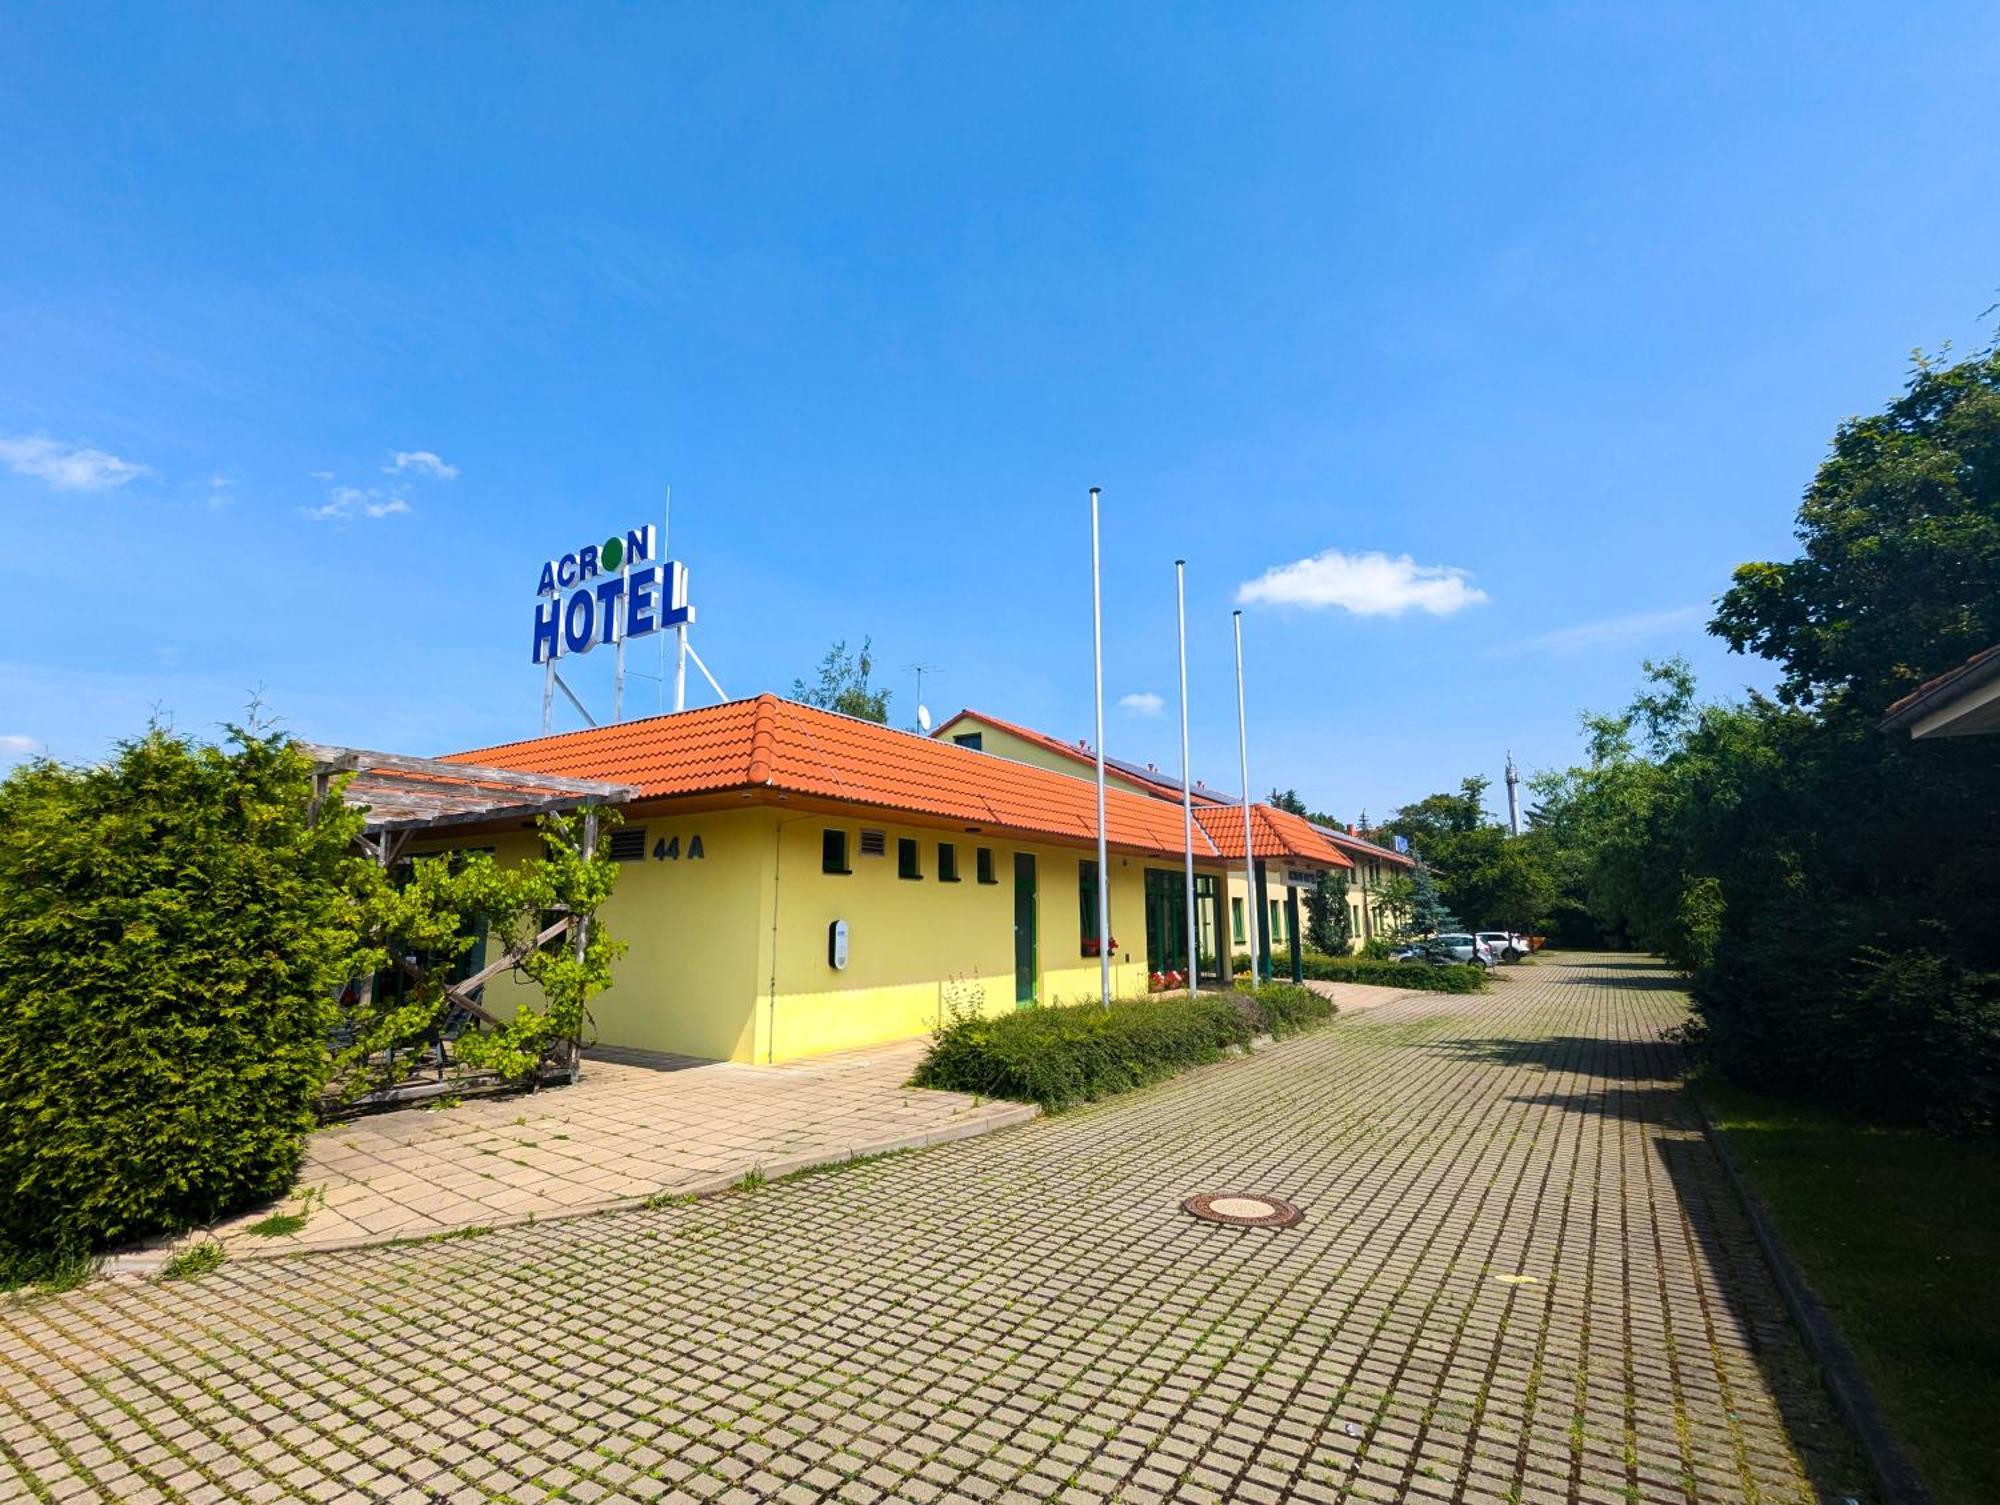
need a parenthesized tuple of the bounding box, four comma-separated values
(828, 919, 849, 970)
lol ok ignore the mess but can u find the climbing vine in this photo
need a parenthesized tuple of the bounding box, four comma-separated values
(333, 807, 625, 1096)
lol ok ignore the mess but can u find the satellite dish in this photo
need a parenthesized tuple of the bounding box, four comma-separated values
(917, 704, 933, 732)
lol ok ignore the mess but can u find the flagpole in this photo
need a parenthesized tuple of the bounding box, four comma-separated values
(1233, 609, 1261, 984)
(1090, 487, 1111, 1010)
(1176, 560, 1197, 999)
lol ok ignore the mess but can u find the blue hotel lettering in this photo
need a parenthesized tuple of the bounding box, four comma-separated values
(531, 524, 692, 665)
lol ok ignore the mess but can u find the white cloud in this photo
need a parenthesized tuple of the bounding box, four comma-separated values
(304, 485, 412, 523)
(387, 449, 459, 480)
(0, 734, 35, 756)
(1117, 692, 1164, 715)
(1236, 549, 1488, 617)
(0, 435, 148, 491)
(1487, 604, 1705, 658)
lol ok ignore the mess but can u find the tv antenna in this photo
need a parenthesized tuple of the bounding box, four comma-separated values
(905, 663, 942, 733)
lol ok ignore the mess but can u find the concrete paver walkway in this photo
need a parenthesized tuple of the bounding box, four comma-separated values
(0, 956, 1863, 1503)
(141, 1040, 1034, 1265)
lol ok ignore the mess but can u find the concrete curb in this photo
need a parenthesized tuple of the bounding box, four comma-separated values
(1693, 1093, 1934, 1505)
(99, 1099, 1041, 1280)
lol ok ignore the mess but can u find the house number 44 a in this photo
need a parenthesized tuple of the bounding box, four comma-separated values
(651, 835, 706, 861)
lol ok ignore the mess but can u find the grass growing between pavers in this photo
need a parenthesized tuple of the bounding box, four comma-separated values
(1697, 1075, 2000, 1505)
(157, 1240, 226, 1282)
(0, 1242, 94, 1295)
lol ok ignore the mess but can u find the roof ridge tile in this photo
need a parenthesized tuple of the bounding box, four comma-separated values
(747, 693, 780, 785)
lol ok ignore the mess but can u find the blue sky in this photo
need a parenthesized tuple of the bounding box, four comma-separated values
(3, 4, 1997, 820)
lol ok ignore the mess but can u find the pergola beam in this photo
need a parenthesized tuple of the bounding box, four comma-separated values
(302, 742, 635, 799)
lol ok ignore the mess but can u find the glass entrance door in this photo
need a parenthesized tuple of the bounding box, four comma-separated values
(1194, 873, 1222, 983)
(1013, 853, 1037, 1006)
(1143, 868, 1190, 979)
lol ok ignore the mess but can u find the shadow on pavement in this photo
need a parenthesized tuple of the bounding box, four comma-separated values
(1423, 1034, 1673, 1080)
(1502, 1074, 1873, 1502)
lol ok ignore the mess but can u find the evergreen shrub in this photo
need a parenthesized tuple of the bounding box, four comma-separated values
(0, 728, 364, 1258)
(910, 983, 1333, 1110)
(1299, 951, 1489, 994)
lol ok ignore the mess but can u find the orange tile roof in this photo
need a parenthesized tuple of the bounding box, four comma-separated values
(933, 707, 1105, 772)
(937, 705, 1351, 869)
(443, 695, 1228, 860)
(1195, 803, 1351, 868)
(1322, 826, 1414, 869)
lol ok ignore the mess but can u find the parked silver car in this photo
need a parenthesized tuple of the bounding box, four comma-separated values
(1393, 932, 1496, 968)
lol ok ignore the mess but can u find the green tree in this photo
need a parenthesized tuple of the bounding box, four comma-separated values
(1377, 776, 1562, 934)
(1535, 343, 2000, 1129)
(1305, 871, 1351, 954)
(793, 637, 892, 722)
(1713, 346, 2000, 714)
(1404, 856, 1457, 938)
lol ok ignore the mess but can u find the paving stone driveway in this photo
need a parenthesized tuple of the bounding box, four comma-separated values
(167, 1041, 1035, 1263)
(0, 955, 1863, 1504)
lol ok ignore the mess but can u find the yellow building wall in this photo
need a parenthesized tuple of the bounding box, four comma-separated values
(766, 813, 1220, 1061)
(421, 807, 773, 1064)
(423, 804, 1232, 1066)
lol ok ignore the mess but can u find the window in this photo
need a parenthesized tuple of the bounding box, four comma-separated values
(897, 838, 922, 880)
(822, 829, 850, 875)
(1079, 859, 1101, 951)
(938, 842, 960, 882)
(859, 829, 887, 857)
(607, 828, 648, 863)
(952, 732, 984, 751)
(1269, 899, 1284, 942)
(976, 847, 996, 884)
(1231, 897, 1245, 945)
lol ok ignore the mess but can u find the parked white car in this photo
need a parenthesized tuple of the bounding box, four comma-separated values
(1393, 933, 1496, 968)
(1476, 930, 1528, 963)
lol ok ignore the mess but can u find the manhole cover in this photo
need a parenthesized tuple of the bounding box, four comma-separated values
(1182, 1193, 1303, 1229)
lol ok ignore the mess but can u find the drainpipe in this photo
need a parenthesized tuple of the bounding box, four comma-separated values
(765, 813, 818, 1064)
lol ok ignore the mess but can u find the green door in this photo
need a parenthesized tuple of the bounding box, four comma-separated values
(1013, 853, 1038, 1006)
(1143, 868, 1189, 978)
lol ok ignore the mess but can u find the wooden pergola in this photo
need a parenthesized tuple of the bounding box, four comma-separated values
(305, 744, 640, 1089)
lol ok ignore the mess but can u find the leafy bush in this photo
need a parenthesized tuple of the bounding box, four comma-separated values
(0, 727, 365, 1256)
(1252, 981, 1335, 1037)
(911, 983, 1334, 1110)
(1298, 951, 1489, 994)
(1698, 941, 2000, 1135)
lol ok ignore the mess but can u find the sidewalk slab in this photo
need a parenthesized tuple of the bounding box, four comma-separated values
(105, 1037, 1033, 1273)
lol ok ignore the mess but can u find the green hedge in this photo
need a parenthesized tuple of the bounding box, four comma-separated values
(1298, 951, 1489, 993)
(0, 728, 363, 1260)
(910, 983, 1333, 1110)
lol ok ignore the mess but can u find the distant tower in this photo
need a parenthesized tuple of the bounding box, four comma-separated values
(1504, 751, 1523, 837)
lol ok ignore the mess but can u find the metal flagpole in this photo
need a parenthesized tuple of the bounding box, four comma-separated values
(1090, 487, 1111, 1010)
(1176, 560, 1198, 999)
(1233, 610, 1261, 983)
